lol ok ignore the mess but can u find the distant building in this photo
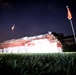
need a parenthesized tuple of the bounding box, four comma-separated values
(52, 32, 76, 46)
(63, 35, 75, 46)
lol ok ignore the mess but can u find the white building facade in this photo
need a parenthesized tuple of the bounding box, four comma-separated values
(0, 32, 63, 53)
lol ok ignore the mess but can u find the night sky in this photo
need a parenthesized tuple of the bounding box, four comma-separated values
(0, 0, 76, 41)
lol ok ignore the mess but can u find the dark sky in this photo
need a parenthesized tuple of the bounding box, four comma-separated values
(0, 0, 76, 41)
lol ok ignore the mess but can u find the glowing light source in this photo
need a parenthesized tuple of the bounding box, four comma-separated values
(0, 32, 63, 53)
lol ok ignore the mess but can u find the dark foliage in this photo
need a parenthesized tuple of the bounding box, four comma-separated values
(63, 44, 76, 52)
(0, 53, 76, 75)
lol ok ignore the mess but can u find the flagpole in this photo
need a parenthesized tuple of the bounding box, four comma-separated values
(69, 19, 76, 44)
(66, 6, 76, 44)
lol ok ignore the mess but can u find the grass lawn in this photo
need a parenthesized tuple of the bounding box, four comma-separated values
(0, 52, 76, 75)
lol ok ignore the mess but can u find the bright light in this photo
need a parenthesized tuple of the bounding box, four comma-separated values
(0, 32, 63, 53)
(25, 39, 59, 53)
(0, 39, 62, 53)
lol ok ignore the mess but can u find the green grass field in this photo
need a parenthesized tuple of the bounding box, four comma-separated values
(0, 52, 76, 75)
